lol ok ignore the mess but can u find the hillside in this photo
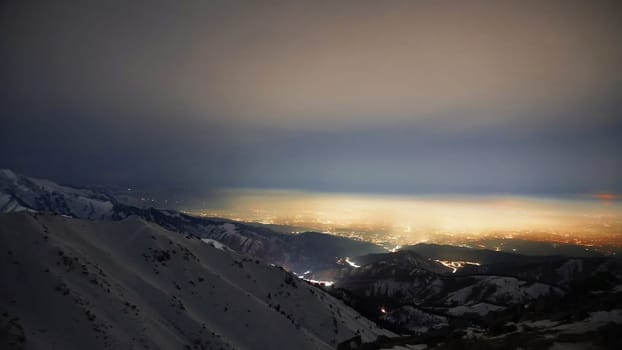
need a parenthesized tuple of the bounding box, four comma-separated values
(0, 169, 385, 272)
(327, 247, 622, 349)
(0, 212, 393, 350)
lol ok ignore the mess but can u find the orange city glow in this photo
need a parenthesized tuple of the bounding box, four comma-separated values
(187, 189, 622, 248)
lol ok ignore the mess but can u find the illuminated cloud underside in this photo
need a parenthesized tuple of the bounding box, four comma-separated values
(0, 0, 620, 193)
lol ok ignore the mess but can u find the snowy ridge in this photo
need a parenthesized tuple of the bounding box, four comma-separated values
(444, 302, 505, 317)
(0, 212, 393, 349)
(0, 169, 385, 272)
(381, 306, 448, 333)
(332, 252, 568, 332)
(0, 169, 115, 219)
(201, 238, 234, 252)
(443, 276, 563, 305)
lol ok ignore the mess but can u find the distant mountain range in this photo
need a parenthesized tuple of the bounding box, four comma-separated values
(331, 250, 564, 329)
(325, 247, 621, 348)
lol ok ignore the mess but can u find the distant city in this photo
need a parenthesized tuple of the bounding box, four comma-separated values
(184, 192, 622, 256)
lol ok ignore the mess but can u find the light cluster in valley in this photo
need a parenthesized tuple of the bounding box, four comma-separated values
(186, 189, 622, 254)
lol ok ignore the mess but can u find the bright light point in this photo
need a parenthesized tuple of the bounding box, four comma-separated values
(434, 260, 481, 273)
(293, 271, 333, 286)
(345, 257, 360, 268)
(305, 279, 334, 287)
(389, 245, 402, 253)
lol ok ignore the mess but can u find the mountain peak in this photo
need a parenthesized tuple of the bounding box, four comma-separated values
(0, 168, 18, 181)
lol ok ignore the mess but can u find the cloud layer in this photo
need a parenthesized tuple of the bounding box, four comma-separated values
(1, 0, 621, 194)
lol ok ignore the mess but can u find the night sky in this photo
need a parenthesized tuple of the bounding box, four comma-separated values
(1, 0, 621, 195)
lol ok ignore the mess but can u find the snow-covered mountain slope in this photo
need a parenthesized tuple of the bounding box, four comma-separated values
(330, 251, 565, 332)
(335, 262, 563, 308)
(107, 204, 385, 272)
(0, 169, 385, 272)
(363, 287, 622, 349)
(380, 306, 448, 333)
(0, 169, 115, 219)
(0, 212, 393, 350)
(329, 246, 622, 334)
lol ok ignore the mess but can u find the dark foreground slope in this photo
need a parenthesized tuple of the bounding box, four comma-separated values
(0, 212, 392, 350)
(328, 248, 622, 349)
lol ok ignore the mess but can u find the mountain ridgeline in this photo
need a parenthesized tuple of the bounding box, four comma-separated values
(0, 169, 384, 272)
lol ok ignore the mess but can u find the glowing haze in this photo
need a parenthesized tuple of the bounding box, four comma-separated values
(188, 190, 622, 247)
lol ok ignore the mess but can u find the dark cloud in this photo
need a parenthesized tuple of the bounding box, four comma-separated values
(1, 0, 621, 195)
